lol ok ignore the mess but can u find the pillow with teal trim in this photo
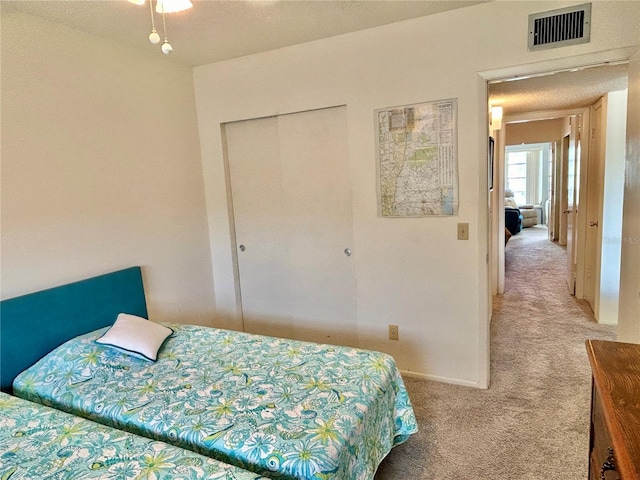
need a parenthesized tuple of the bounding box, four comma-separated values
(96, 313, 173, 362)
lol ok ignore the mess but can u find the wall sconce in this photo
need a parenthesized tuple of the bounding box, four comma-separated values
(491, 106, 503, 131)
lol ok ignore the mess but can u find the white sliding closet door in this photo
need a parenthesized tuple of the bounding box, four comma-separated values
(224, 116, 290, 339)
(225, 106, 356, 346)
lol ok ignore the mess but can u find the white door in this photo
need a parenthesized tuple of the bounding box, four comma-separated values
(549, 142, 560, 241)
(565, 127, 578, 295)
(224, 116, 291, 339)
(559, 135, 570, 247)
(225, 106, 357, 346)
(584, 102, 604, 312)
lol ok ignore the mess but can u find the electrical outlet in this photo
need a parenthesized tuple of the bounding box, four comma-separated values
(457, 222, 469, 240)
(388, 324, 399, 341)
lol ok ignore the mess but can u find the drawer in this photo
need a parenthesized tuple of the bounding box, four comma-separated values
(591, 390, 620, 480)
(587, 340, 640, 480)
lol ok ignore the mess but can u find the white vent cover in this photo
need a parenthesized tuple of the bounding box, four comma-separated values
(528, 3, 591, 51)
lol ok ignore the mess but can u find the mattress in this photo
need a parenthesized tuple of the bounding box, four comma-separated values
(0, 392, 264, 479)
(14, 323, 418, 479)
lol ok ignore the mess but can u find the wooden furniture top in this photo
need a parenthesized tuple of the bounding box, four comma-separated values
(586, 339, 640, 479)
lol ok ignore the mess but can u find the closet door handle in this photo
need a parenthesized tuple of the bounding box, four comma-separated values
(600, 447, 617, 480)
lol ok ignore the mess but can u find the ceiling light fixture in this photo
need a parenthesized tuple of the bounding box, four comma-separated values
(155, 0, 193, 14)
(128, 0, 193, 55)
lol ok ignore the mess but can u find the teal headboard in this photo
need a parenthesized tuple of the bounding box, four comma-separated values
(0, 267, 147, 393)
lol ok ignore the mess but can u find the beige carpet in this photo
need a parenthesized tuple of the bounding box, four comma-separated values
(375, 225, 616, 479)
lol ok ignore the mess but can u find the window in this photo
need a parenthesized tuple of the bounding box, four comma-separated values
(505, 143, 550, 207)
(506, 151, 527, 205)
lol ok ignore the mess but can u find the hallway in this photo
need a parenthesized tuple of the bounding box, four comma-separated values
(376, 224, 616, 478)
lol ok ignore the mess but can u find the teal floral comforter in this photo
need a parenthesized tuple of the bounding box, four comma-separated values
(13, 324, 418, 480)
(0, 392, 264, 479)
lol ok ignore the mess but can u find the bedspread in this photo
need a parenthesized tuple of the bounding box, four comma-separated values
(0, 392, 264, 479)
(14, 324, 417, 480)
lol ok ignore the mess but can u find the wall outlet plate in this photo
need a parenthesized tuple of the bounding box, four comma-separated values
(389, 324, 399, 341)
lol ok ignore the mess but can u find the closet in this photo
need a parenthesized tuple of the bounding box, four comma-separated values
(224, 106, 357, 346)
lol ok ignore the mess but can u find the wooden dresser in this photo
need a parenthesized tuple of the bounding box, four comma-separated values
(586, 340, 640, 480)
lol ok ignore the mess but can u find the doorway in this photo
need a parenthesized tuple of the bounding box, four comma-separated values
(488, 62, 628, 321)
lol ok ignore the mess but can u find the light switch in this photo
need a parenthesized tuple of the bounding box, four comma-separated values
(457, 223, 469, 240)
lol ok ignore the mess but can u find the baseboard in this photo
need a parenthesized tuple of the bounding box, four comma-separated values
(400, 369, 482, 389)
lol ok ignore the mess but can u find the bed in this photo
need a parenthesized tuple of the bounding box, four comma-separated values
(3, 267, 418, 480)
(0, 392, 265, 479)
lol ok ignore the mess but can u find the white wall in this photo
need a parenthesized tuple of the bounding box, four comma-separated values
(618, 50, 640, 343)
(506, 119, 564, 146)
(1, 11, 216, 325)
(194, 1, 640, 386)
(598, 90, 628, 325)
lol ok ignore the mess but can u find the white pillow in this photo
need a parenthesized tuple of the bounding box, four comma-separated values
(96, 313, 173, 362)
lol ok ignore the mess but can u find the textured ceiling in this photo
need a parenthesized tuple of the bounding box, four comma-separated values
(3, 0, 488, 67)
(4, 1, 628, 116)
(489, 63, 628, 118)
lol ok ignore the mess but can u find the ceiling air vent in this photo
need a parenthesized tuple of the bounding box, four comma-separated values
(528, 3, 591, 51)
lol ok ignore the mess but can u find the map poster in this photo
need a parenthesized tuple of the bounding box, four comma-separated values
(375, 98, 458, 217)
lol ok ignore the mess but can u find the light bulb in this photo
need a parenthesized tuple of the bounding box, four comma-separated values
(149, 29, 160, 44)
(161, 41, 173, 54)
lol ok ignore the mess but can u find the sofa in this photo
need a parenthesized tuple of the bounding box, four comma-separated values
(519, 205, 539, 227)
(505, 207, 522, 235)
(505, 189, 540, 233)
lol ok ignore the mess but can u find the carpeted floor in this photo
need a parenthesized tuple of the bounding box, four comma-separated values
(375, 225, 616, 479)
